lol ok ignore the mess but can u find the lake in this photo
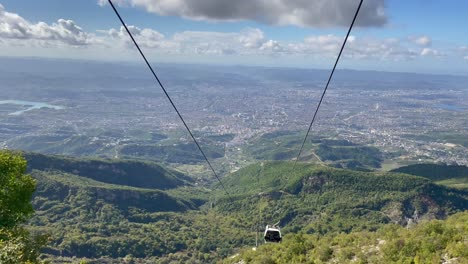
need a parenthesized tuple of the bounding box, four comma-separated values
(0, 100, 65, 115)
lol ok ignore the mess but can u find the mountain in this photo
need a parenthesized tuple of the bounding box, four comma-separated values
(25, 153, 214, 262)
(23, 154, 467, 263)
(216, 162, 467, 234)
(24, 152, 192, 189)
(245, 132, 384, 169)
(32, 170, 199, 213)
(391, 163, 468, 190)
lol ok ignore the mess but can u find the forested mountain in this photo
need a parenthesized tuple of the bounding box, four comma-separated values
(391, 163, 468, 180)
(391, 163, 468, 190)
(19, 153, 467, 263)
(245, 132, 384, 170)
(24, 152, 192, 189)
(217, 162, 467, 234)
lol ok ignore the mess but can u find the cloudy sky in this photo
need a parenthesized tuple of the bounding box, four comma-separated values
(0, 0, 467, 75)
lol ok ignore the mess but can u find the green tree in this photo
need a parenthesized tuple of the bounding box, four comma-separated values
(0, 151, 35, 228)
(0, 150, 46, 264)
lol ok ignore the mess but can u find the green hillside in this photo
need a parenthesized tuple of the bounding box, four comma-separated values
(120, 142, 224, 164)
(32, 170, 199, 212)
(5, 129, 169, 158)
(18, 155, 467, 263)
(29, 171, 224, 262)
(224, 211, 468, 264)
(316, 144, 383, 168)
(245, 131, 308, 161)
(26, 157, 220, 262)
(24, 152, 192, 189)
(391, 163, 468, 181)
(216, 162, 467, 234)
(244, 132, 383, 169)
(392, 163, 468, 189)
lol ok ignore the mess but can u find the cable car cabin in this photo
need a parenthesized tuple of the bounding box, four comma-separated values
(264, 225, 282, 243)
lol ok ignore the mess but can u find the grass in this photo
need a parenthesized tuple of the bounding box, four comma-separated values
(436, 177, 468, 190)
(380, 159, 406, 171)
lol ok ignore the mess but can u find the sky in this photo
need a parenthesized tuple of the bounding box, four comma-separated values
(0, 0, 467, 75)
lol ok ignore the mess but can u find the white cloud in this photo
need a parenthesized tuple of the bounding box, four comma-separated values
(0, 4, 94, 46)
(284, 35, 418, 61)
(0, 4, 452, 64)
(409, 36, 432, 46)
(101, 0, 388, 28)
(103, 25, 169, 48)
(103, 26, 425, 61)
(260, 40, 284, 53)
(301, 34, 343, 54)
(239, 28, 265, 49)
(173, 31, 237, 55)
(347, 37, 419, 61)
(420, 47, 442, 57)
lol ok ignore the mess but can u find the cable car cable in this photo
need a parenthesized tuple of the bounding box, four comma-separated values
(292, 0, 364, 170)
(253, 162, 262, 247)
(107, 0, 233, 202)
(269, 0, 364, 229)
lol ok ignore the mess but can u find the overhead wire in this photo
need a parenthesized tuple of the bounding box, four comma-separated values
(270, 0, 364, 226)
(107, 0, 233, 202)
(292, 0, 364, 170)
(255, 162, 265, 246)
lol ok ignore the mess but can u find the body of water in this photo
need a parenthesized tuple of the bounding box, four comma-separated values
(435, 103, 464, 112)
(0, 100, 65, 115)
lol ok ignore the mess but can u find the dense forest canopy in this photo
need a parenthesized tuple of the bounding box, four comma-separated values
(3, 152, 463, 263)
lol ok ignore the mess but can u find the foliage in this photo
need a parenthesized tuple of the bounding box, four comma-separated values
(0, 150, 47, 264)
(316, 144, 383, 168)
(28, 168, 235, 262)
(0, 227, 49, 264)
(0, 151, 36, 228)
(392, 163, 468, 181)
(392, 163, 468, 190)
(224, 211, 468, 264)
(436, 177, 468, 190)
(22, 154, 468, 263)
(24, 152, 192, 189)
(244, 132, 382, 169)
(245, 131, 313, 161)
(120, 142, 224, 164)
(32, 170, 200, 212)
(216, 162, 467, 235)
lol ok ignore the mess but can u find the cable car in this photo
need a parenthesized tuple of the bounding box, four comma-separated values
(264, 225, 282, 243)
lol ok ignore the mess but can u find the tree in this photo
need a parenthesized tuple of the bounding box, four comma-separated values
(0, 150, 35, 228)
(0, 150, 46, 264)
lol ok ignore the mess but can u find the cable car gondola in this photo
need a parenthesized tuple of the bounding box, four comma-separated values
(264, 225, 282, 243)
